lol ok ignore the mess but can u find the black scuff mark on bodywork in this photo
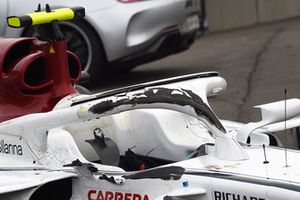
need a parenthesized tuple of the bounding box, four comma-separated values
(123, 166, 185, 180)
(89, 87, 226, 133)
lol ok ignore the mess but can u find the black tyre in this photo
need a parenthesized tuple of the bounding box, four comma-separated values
(22, 19, 107, 85)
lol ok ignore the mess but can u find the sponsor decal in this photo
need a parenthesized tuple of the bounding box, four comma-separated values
(0, 139, 23, 156)
(88, 190, 149, 200)
(214, 191, 265, 200)
(182, 181, 189, 188)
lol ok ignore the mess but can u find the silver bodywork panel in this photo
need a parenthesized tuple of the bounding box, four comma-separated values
(1, 0, 200, 63)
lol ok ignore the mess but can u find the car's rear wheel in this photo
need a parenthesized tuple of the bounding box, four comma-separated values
(22, 19, 107, 85)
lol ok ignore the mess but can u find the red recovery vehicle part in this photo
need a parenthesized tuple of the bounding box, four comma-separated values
(0, 6, 85, 122)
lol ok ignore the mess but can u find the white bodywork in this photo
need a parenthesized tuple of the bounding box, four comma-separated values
(62, 73, 226, 162)
(1, 72, 300, 200)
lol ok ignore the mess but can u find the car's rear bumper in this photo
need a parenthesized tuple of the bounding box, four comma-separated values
(89, 0, 200, 63)
(107, 0, 200, 69)
(109, 29, 197, 70)
(125, 0, 200, 47)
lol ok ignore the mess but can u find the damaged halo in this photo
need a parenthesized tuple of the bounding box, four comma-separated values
(89, 87, 226, 134)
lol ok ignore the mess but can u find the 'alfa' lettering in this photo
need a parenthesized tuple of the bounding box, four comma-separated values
(88, 190, 149, 200)
(214, 191, 265, 200)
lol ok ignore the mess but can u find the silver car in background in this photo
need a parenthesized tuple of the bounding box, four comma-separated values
(0, 0, 200, 83)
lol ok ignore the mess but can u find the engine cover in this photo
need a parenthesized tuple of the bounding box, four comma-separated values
(0, 37, 81, 122)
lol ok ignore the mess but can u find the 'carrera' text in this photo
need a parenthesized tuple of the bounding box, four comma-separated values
(88, 190, 149, 200)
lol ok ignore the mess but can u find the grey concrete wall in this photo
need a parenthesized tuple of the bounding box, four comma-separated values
(206, 0, 257, 31)
(206, 0, 300, 32)
(258, 0, 300, 22)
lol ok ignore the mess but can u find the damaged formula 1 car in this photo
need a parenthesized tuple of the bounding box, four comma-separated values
(1, 6, 300, 200)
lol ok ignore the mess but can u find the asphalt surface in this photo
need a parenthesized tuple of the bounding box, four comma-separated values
(94, 18, 300, 124)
